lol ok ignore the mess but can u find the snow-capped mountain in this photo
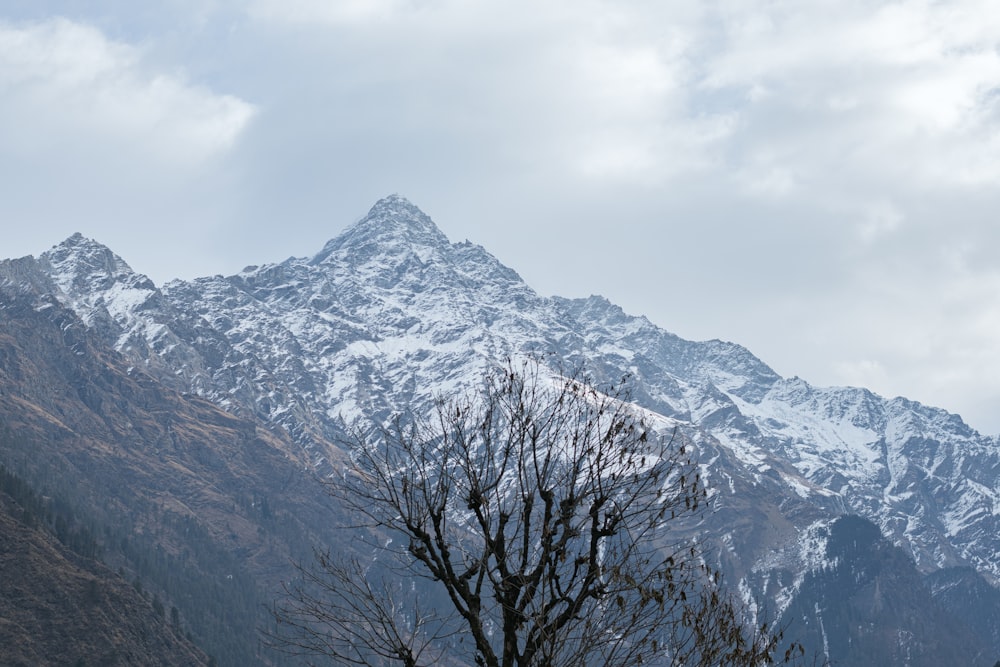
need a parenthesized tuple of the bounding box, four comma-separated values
(4, 195, 1000, 659)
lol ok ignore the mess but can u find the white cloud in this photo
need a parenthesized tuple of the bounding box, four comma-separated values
(702, 1, 1000, 193)
(250, 0, 408, 25)
(242, 0, 732, 183)
(857, 200, 903, 243)
(0, 17, 255, 163)
(735, 153, 797, 198)
(243, 0, 1000, 195)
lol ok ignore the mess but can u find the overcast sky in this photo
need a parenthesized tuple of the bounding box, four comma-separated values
(3, 1, 1000, 434)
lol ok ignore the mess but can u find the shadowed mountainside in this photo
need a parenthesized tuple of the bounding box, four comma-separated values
(0, 478, 210, 667)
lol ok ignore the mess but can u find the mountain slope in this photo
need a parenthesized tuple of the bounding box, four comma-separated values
(0, 470, 210, 666)
(0, 285, 347, 666)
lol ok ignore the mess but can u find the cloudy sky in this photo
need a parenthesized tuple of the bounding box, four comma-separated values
(3, 1, 1000, 434)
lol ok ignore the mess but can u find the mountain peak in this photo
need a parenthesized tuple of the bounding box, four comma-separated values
(55, 232, 104, 252)
(41, 233, 155, 296)
(312, 195, 449, 264)
(367, 193, 423, 218)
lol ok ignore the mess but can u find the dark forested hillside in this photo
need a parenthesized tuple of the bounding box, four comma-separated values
(0, 467, 209, 666)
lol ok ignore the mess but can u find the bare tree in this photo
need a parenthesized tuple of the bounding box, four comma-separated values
(271, 361, 802, 666)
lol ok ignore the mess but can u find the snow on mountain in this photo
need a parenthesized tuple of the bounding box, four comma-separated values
(7, 194, 1000, 600)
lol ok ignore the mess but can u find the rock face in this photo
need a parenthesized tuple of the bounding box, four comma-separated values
(3, 194, 1000, 665)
